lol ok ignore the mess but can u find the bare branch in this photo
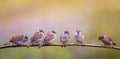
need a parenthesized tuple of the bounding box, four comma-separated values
(0, 43, 120, 50)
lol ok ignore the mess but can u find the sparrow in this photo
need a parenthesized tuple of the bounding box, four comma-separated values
(60, 31, 70, 47)
(75, 30, 84, 44)
(43, 31, 56, 45)
(27, 29, 44, 48)
(4, 35, 28, 46)
(98, 35, 116, 47)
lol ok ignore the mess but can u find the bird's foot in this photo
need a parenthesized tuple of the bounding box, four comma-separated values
(61, 45, 66, 48)
(27, 43, 33, 48)
(43, 42, 53, 46)
(38, 43, 42, 49)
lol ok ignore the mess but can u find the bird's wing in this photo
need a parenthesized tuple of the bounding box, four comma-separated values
(18, 35, 24, 41)
(32, 32, 43, 40)
(108, 37, 112, 41)
(44, 33, 54, 42)
(12, 36, 18, 41)
(108, 37, 116, 45)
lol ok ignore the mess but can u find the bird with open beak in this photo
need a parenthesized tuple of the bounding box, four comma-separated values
(98, 35, 116, 47)
(43, 31, 56, 45)
(75, 30, 84, 44)
(27, 29, 44, 48)
(60, 31, 70, 47)
(4, 34, 28, 46)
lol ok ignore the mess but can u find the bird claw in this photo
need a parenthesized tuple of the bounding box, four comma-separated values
(43, 42, 53, 46)
(27, 43, 33, 48)
(27, 45, 31, 48)
(38, 44, 42, 49)
(61, 45, 66, 48)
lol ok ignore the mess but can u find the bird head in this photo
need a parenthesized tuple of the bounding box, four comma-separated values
(39, 29, 44, 33)
(64, 31, 69, 34)
(51, 31, 56, 34)
(24, 35, 28, 40)
(98, 35, 107, 40)
(21, 35, 28, 39)
(22, 35, 28, 42)
(76, 30, 81, 34)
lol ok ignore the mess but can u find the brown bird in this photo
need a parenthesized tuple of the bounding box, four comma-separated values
(43, 31, 56, 45)
(27, 29, 44, 48)
(4, 35, 28, 46)
(98, 35, 116, 47)
(60, 31, 70, 47)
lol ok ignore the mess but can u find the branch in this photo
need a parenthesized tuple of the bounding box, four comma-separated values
(0, 43, 120, 50)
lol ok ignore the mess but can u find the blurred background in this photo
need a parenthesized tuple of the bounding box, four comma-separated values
(0, 0, 120, 59)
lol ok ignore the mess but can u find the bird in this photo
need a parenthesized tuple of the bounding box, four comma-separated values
(98, 35, 116, 47)
(27, 29, 44, 48)
(43, 31, 56, 45)
(60, 31, 70, 47)
(4, 35, 28, 46)
(75, 30, 84, 44)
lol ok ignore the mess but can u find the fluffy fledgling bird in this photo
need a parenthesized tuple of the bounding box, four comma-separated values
(27, 29, 44, 48)
(60, 31, 70, 47)
(43, 31, 56, 45)
(4, 35, 28, 46)
(75, 30, 84, 44)
(98, 35, 116, 47)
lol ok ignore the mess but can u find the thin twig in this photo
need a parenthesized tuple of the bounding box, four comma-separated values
(0, 43, 120, 50)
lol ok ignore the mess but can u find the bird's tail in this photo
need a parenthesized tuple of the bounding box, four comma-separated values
(4, 42, 11, 46)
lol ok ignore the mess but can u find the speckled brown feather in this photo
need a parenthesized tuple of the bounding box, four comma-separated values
(44, 32, 54, 42)
(31, 32, 43, 41)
